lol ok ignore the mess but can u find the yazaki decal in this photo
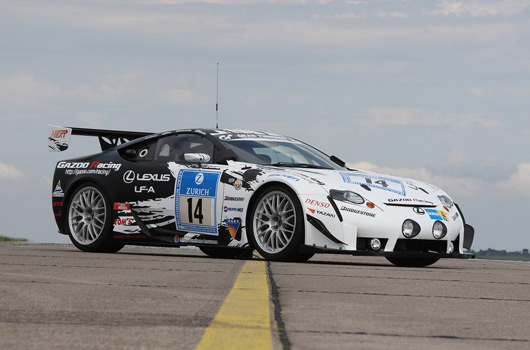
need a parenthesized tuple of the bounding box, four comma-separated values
(341, 172, 406, 196)
(175, 169, 221, 235)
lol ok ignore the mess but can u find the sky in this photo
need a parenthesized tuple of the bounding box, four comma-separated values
(1, 0, 529, 251)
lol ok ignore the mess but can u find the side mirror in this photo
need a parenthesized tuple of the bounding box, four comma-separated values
(184, 153, 211, 163)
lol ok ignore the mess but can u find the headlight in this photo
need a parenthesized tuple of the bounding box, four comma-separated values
(330, 189, 364, 205)
(402, 219, 421, 238)
(432, 221, 447, 239)
(438, 195, 453, 209)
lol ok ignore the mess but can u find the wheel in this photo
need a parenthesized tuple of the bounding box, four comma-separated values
(247, 185, 305, 261)
(199, 247, 253, 258)
(386, 257, 440, 267)
(66, 184, 124, 253)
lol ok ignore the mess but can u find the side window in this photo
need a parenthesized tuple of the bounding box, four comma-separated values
(120, 140, 157, 161)
(154, 134, 214, 163)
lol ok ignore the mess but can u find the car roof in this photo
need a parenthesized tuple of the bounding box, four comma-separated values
(149, 128, 299, 143)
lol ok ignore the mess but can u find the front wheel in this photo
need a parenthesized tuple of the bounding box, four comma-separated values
(247, 186, 305, 262)
(386, 257, 440, 267)
(66, 184, 123, 253)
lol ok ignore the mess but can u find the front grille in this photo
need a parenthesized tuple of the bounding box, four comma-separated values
(394, 239, 447, 253)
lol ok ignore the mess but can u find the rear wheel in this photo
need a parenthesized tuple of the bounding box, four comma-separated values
(386, 257, 439, 267)
(66, 184, 124, 253)
(247, 186, 305, 262)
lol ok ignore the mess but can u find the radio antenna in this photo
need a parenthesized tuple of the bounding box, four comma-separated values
(216, 62, 219, 129)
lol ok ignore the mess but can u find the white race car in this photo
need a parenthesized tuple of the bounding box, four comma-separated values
(50, 126, 474, 267)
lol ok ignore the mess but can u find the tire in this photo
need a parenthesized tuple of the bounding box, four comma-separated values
(199, 247, 253, 259)
(247, 185, 305, 262)
(386, 257, 440, 267)
(288, 252, 314, 262)
(66, 184, 124, 253)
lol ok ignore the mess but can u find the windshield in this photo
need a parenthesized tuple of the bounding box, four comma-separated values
(223, 139, 344, 170)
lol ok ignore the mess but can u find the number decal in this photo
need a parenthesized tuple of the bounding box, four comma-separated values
(341, 172, 406, 196)
(175, 169, 221, 235)
(186, 197, 204, 224)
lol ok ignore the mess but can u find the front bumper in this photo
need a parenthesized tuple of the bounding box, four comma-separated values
(300, 244, 475, 259)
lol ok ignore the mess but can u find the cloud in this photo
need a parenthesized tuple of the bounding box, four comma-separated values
(498, 162, 530, 196)
(347, 161, 484, 199)
(139, 0, 321, 4)
(161, 88, 205, 105)
(469, 87, 490, 98)
(0, 72, 61, 104)
(0, 162, 25, 180)
(372, 11, 408, 18)
(6, 2, 519, 48)
(357, 106, 502, 129)
(432, 0, 530, 17)
(347, 161, 530, 200)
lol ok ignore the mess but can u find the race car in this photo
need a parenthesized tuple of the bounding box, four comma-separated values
(49, 125, 474, 267)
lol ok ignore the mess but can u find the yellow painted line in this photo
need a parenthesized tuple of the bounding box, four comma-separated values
(196, 260, 273, 350)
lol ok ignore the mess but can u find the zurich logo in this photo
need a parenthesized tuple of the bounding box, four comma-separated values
(195, 173, 204, 185)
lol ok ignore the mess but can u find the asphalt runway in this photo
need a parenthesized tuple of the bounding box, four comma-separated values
(1, 243, 529, 349)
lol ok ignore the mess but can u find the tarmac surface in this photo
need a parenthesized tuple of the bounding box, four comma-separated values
(1, 243, 529, 349)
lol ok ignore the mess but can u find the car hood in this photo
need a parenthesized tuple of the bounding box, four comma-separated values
(260, 165, 449, 208)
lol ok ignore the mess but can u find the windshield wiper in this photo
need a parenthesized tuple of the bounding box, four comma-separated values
(270, 162, 331, 169)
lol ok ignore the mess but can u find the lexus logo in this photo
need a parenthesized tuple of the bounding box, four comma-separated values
(123, 170, 135, 184)
(413, 207, 425, 215)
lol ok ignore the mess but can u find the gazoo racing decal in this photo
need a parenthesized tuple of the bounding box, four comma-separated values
(175, 169, 221, 235)
(341, 172, 406, 196)
(58, 161, 122, 176)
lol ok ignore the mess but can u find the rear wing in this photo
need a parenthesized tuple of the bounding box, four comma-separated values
(48, 125, 152, 152)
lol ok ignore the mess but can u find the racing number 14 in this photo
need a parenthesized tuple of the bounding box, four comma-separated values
(187, 197, 204, 224)
(365, 178, 389, 188)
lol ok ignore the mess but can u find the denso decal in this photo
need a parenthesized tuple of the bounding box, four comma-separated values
(176, 169, 220, 235)
(305, 198, 330, 208)
(123, 170, 170, 184)
(341, 172, 406, 196)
